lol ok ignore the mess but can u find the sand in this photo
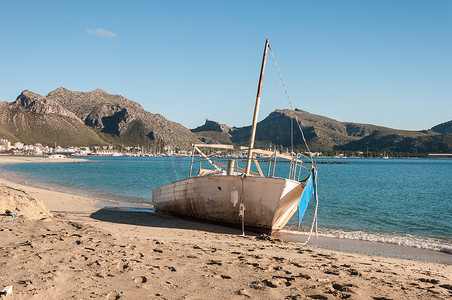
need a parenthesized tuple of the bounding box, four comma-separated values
(1, 156, 451, 299)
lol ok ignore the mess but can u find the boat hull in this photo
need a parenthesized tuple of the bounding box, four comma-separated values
(152, 175, 305, 234)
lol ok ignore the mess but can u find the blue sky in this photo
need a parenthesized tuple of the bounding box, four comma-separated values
(1, 0, 451, 130)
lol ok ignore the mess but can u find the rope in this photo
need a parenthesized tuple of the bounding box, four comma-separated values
(268, 45, 314, 164)
(268, 43, 318, 244)
(291, 115, 294, 154)
(1, 219, 18, 225)
(239, 173, 246, 236)
(300, 169, 319, 245)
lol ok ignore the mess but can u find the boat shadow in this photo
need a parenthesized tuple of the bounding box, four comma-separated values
(89, 206, 246, 235)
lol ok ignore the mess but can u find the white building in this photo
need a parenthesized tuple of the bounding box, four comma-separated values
(12, 142, 24, 150)
(0, 139, 11, 151)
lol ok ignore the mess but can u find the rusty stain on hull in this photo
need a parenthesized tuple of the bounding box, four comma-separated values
(152, 175, 306, 234)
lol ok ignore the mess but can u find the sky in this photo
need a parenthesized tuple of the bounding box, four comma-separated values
(1, 0, 451, 131)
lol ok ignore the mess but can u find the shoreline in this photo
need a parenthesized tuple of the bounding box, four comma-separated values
(277, 231, 452, 265)
(0, 155, 451, 263)
(1, 156, 452, 298)
(0, 154, 89, 164)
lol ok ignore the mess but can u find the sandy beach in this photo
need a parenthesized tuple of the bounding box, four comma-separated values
(1, 156, 451, 299)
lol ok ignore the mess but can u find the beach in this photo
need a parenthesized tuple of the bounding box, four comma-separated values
(1, 157, 451, 299)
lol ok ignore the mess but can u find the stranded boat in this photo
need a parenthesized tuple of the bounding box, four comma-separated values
(152, 40, 317, 235)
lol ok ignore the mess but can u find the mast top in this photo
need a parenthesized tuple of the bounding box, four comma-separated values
(245, 39, 270, 175)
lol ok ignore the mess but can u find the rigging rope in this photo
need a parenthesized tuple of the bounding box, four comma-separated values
(268, 43, 318, 244)
(300, 169, 319, 245)
(268, 45, 313, 162)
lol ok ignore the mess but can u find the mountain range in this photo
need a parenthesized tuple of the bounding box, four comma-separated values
(1, 88, 451, 155)
(192, 110, 452, 155)
(1, 88, 198, 149)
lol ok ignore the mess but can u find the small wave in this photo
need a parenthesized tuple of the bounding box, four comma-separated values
(281, 227, 452, 255)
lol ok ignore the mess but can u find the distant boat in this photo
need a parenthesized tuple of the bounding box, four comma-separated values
(48, 154, 67, 159)
(152, 40, 317, 235)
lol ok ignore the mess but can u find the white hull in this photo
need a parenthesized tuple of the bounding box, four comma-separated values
(152, 40, 316, 235)
(152, 175, 305, 234)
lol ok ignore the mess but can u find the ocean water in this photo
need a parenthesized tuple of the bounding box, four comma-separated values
(1, 156, 451, 254)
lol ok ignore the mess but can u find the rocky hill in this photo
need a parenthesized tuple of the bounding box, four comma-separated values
(191, 120, 234, 144)
(335, 131, 452, 154)
(1, 88, 199, 149)
(0, 98, 107, 147)
(194, 109, 383, 150)
(2, 87, 450, 154)
(431, 120, 452, 134)
(192, 109, 452, 155)
(191, 119, 233, 134)
(229, 109, 363, 150)
(45, 87, 198, 148)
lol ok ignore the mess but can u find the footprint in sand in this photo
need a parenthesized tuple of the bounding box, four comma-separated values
(332, 282, 354, 292)
(307, 295, 328, 300)
(348, 269, 360, 276)
(237, 288, 252, 297)
(243, 260, 259, 267)
(165, 266, 176, 272)
(272, 275, 295, 287)
(207, 260, 222, 266)
(324, 269, 340, 276)
(133, 276, 147, 284)
(272, 256, 285, 262)
(419, 278, 439, 284)
(106, 291, 121, 300)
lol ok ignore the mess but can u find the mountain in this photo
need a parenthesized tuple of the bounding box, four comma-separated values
(431, 120, 452, 134)
(45, 87, 198, 148)
(228, 109, 362, 150)
(191, 119, 233, 134)
(335, 131, 452, 154)
(2, 87, 450, 155)
(0, 92, 107, 147)
(192, 109, 452, 155)
(0, 88, 198, 149)
(191, 119, 234, 144)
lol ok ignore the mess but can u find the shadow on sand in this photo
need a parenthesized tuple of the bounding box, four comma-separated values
(90, 206, 245, 235)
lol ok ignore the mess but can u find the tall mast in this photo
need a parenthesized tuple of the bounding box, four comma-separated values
(245, 39, 269, 175)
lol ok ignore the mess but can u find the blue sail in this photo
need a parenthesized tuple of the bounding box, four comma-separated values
(298, 171, 315, 226)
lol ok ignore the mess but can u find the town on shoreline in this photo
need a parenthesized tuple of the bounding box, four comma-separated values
(2, 138, 451, 159)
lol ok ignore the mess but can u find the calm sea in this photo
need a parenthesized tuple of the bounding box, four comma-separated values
(1, 156, 451, 254)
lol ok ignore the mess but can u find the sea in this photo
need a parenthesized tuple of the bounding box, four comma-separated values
(1, 156, 451, 255)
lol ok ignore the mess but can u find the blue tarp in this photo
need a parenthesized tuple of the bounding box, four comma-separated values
(298, 171, 315, 226)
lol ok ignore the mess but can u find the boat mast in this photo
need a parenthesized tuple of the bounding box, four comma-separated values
(245, 39, 269, 175)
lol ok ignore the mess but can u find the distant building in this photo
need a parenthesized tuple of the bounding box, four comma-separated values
(12, 142, 24, 150)
(0, 139, 11, 151)
(79, 147, 91, 155)
(428, 154, 452, 159)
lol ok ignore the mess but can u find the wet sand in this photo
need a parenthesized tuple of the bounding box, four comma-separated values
(277, 232, 452, 265)
(0, 155, 88, 164)
(1, 156, 451, 299)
